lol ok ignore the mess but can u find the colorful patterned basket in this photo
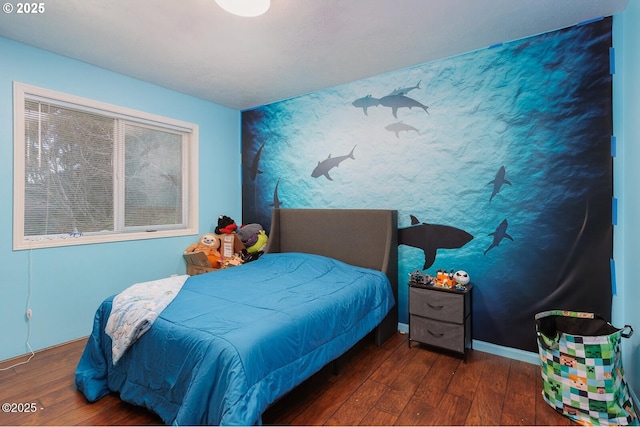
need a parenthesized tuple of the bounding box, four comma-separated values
(535, 310, 638, 425)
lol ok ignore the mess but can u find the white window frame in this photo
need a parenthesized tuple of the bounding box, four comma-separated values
(13, 82, 199, 250)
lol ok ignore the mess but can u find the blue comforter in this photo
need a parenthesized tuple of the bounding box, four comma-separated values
(75, 252, 394, 425)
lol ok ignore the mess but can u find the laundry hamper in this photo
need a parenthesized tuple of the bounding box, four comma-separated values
(535, 310, 637, 425)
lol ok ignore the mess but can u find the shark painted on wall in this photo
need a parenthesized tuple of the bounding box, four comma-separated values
(352, 85, 428, 119)
(488, 166, 511, 202)
(352, 95, 380, 116)
(385, 121, 420, 138)
(398, 214, 474, 269)
(388, 80, 421, 96)
(378, 94, 429, 119)
(249, 143, 265, 181)
(272, 179, 283, 208)
(484, 219, 513, 255)
(311, 145, 356, 181)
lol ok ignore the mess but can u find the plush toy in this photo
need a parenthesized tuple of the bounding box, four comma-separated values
(454, 270, 470, 285)
(215, 215, 237, 234)
(246, 230, 268, 253)
(185, 233, 221, 267)
(236, 223, 264, 248)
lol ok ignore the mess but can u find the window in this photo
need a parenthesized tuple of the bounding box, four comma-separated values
(13, 82, 199, 249)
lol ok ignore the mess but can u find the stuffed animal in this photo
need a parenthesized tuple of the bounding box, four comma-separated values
(185, 233, 221, 267)
(246, 230, 268, 253)
(454, 270, 470, 285)
(215, 215, 237, 234)
(236, 223, 269, 253)
(236, 223, 264, 247)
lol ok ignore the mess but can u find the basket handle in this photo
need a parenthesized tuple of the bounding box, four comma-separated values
(536, 330, 560, 351)
(535, 310, 561, 351)
(535, 309, 596, 321)
(535, 310, 595, 352)
(535, 311, 634, 342)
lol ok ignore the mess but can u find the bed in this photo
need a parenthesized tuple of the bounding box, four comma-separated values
(75, 208, 398, 426)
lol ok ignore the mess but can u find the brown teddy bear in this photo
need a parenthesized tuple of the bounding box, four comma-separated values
(185, 233, 221, 268)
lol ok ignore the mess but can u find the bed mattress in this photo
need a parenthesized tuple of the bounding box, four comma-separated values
(75, 252, 394, 425)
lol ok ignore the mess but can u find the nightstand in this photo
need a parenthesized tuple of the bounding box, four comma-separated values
(408, 282, 473, 361)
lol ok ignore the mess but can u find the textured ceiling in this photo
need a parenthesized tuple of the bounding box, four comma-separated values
(0, 0, 629, 110)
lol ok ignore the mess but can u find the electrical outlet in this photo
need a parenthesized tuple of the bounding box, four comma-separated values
(26, 309, 32, 318)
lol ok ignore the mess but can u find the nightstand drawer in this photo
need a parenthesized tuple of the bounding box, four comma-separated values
(409, 287, 463, 323)
(410, 315, 465, 353)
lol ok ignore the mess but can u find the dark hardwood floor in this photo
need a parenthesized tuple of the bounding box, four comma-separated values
(0, 332, 574, 426)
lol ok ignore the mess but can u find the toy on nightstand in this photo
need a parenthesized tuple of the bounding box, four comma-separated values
(434, 269, 454, 288)
(411, 267, 470, 290)
(409, 269, 434, 287)
(454, 270, 470, 290)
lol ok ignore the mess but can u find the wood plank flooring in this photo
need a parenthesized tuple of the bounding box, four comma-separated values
(0, 332, 574, 426)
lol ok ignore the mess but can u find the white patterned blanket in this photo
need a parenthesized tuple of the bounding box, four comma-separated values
(105, 275, 188, 364)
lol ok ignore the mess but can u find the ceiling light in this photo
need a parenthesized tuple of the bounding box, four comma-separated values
(215, 0, 271, 17)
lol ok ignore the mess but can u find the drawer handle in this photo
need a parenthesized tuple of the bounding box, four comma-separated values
(427, 303, 444, 310)
(428, 330, 444, 338)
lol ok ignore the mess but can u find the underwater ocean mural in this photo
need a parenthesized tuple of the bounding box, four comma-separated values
(241, 18, 613, 353)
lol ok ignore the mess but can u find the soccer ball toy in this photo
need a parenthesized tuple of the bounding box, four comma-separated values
(454, 270, 470, 285)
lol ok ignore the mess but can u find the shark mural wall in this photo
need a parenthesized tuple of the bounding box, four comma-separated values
(241, 18, 613, 353)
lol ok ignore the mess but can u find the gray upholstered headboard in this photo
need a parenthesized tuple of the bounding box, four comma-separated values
(266, 208, 398, 344)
